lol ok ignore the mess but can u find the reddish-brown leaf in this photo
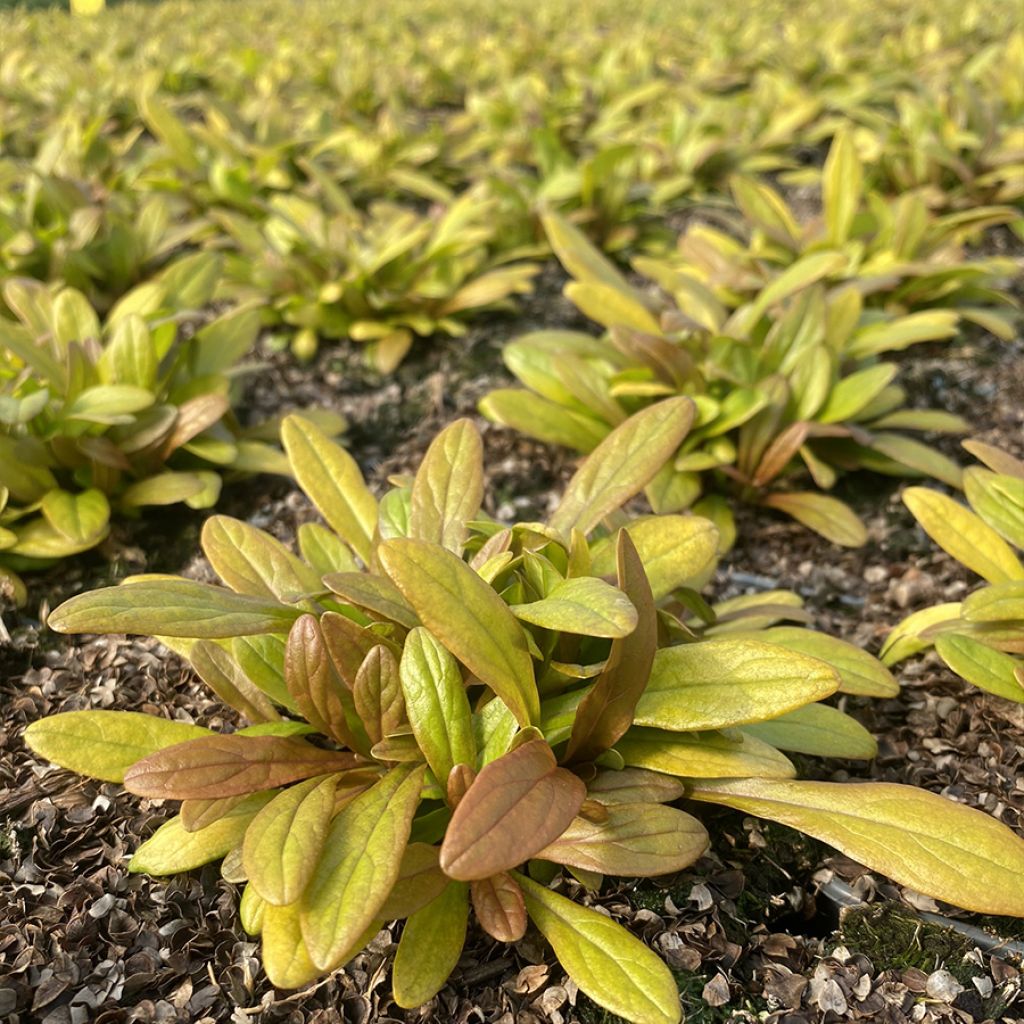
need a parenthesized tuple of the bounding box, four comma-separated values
(321, 611, 392, 689)
(352, 645, 405, 746)
(446, 764, 476, 808)
(439, 739, 586, 880)
(285, 614, 362, 748)
(471, 872, 527, 942)
(379, 843, 450, 920)
(564, 532, 657, 764)
(751, 421, 811, 488)
(123, 735, 362, 799)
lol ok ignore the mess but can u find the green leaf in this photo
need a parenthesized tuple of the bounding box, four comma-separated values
(817, 363, 898, 424)
(301, 765, 425, 970)
(846, 311, 959, 359)
(130, 795, 271, 876)
(399, 627, 476, 785)
(48, 580, 301, 638)
(537, 802, 708, 876)
(565, 281, 662, 334)
(904, 487, 1024, 584)
(40, 489, 110, 546)
(589, 516, 719, 599)
(409, 418, 483, 554)
(616, 727, 795, 778)
(541, 208, 638, 299)
(741, 703, 878, 759)
(761, 492, 867, 547)
(24, 711, 211, 782)
(282, 415, 377, 564)
(686, 777, 1024, 917)
(935, 633, 1024, 703)
(565, 532, 657, 764)
(549, 397, 694, 538)
(98, 314, 157, 388)
(962, 582, 1024, 623)
(870, 434, 963, 489)
(297, 523, 360, 576)
(392, 881, 469, 1008)
(123, 734, 361, 799)
(63, 384, 154, 424)
(511, 576, 637, 638)
(517, 873, 681, 1024)
(634, 638, 838, 731)
(439, 739, 586, 880)
(243, 774, 339, 906)
(479, 389, 609, 453)
(190, 640, 280, 723)
(822, 129, 862, 246)
(964, 469, 1024, 549)
(201, 516, 322, 603)
(119, 472, 207, 508)
(379, 538, 539, 727)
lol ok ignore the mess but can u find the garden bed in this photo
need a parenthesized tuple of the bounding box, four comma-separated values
(2, 261, 1023, 1023)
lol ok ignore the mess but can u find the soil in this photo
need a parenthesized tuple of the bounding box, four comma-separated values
(1, 238, 1023, 1023)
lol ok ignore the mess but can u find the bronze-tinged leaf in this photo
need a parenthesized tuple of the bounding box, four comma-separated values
(160, 393, 230, 458)
(379, 843, 449, 920)
(320, 611, 392, 689)
(190, 640, 280, 724)
(751, 422, 810, 488)
(285, 614, 362, 748)
(439, 739, 586, 881)
(565, 532, 657, 764)
(322, 572, 420, 628)
(379, 539, 539, 727)
(410, 418, 484, 555)
(549, 398, 695, 539)
(761, 492, 867, 547)
(123, 734, 362, 799)
(471, 872, 527, 942)
(353, 645, 406, 746)
(48, 580, 301, 638)
(447, 764, 476, 808)
(536, 802, 708, 876)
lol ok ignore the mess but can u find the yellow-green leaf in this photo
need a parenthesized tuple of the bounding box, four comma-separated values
(261, 901, 320, 989)
(634, 639, 839, 731)
(823, 129, 862, 246)
(761, 491, 867, 547)
(516, 872, 681, 1024)
(392, 881, 469, 1008)
(549, 397, 694, 539)
(935, 633, 1024, 703)
(243, 774, 339, 906)
(40, 489, 110, 546)
(301, 765, 425, 970)
(379, 538, 539, 727)
(399, 627, 476, 784)
(410, 418, 483, 554)
(686, 777, 1024, 917)
(536, 802, 708, 876)
(904, 487, 1024, 584)
(282, 415, 377, 564)
(24, 711, 211, 782)
(741, 703, 878, 759)
(616, 727, 795, 779)
(511, 576, 638, 638)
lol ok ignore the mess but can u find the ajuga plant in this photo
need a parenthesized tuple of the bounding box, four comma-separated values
(0, 256, 336, 604)
(883, 441, 1024, 703)
(25, 403, 1024, 1024)
(481, 208, 973, 548)
(675, 131, 1019, 339)
(215, 184, 539, 371)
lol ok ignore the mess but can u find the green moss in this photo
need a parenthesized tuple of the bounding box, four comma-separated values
(841, 904, 973, 978)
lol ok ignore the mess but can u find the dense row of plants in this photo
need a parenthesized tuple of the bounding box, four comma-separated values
(3, 0, 1024, 1021)
(24, 411, 1024, 1023)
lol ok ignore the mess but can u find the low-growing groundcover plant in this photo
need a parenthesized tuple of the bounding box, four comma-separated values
(883, 441, 1024, 703)
(24, 405, 1024, 1024)
(481, 205, 985, 548)
(0, 258, 342, 604)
